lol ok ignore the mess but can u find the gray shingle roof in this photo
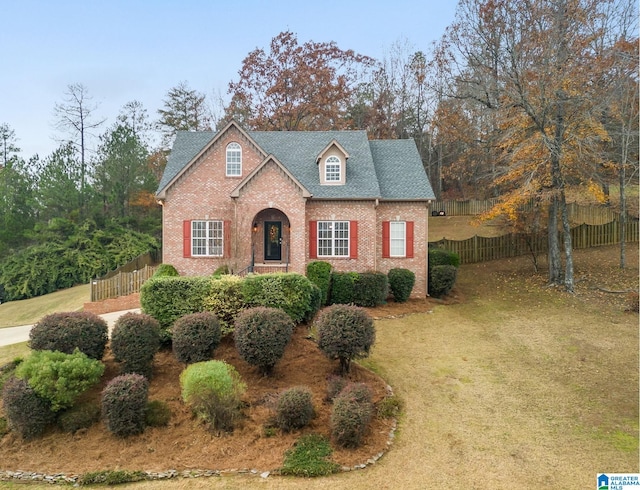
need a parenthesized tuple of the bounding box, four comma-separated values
(157, 128, 435, 201)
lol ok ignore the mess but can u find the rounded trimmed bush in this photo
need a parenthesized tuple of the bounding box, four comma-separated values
(153, 264, 179, 277)
(29, 311, 108, 360)
(57, 402, 101, 433)
(145, 400, 172, 427)
(428, 264, 458, 298)
(172, 312, 221, 364)
(325, 375, 348, 402)
(275, 386, 314, 432)
(315, 304, 375, 374)
(102, 373, 149, 437)
(306, 261, 332, 305)
(203, 275, 247, 335)
(387, 268, 415, 303)
(1, 376, 55, 440)
(111, 313, 161, 378)
(15, 349, 105, 412)
(180, 360, 246, 432)
(330, 383, 374, 448)
(234, 307, 294, 375)
(352, 272, 388, 307)
(428, 248, 460, 268)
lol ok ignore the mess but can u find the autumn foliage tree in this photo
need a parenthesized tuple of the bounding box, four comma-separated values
(435, 0, 638, 291)
(225, 31, 374, 131)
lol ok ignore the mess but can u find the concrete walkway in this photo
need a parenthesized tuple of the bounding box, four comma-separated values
(0, 309, 141, 347)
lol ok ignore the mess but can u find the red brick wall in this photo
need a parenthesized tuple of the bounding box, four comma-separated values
(83, 293, 140, 315)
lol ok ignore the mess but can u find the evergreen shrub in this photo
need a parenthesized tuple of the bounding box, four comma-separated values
(102, 373, 149, 437)
(140, 276, 213, 340)
(145, 400, 172, 427)
(325, 375, 347, 402)
(352, 272, 388, 307)
(203, 275, 247, 334)
(153, 264, 179, 277)
(242, 273, 315, 324)
(180, 360, 246, 432)
(306, 261, 332, 305)
(234, 307, 294, 375)
(428, 265, 458, 298)
(15, 349, 104, 411)
(387, 268, 415, 303)
(428, 248, 460, 268)
(111, 313, 160, 379)
(1, 376, 55, 439)
(315, 304, 375, 374)
(275, 386, 315, 432)
(330, 383, 374, 448)
(29, 311, 108, 360)
(172, 312, 221, 364)
(328, 272, 358, 305)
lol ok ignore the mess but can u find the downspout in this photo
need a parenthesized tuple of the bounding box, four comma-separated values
(426, 200, 431, 296)
(233, 198, 238, 272)
(374, 199, 379, 273)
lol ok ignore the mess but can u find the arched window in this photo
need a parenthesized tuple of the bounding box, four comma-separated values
(325, 156, 341, 182)
(226, 142, 242, 176)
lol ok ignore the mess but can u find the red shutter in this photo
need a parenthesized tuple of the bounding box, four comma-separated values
(223, 220, 231, 258)
(183, 220, 192, 258)
(309, 221, 317, 259)
(406, 221, 414, 258)
(382, 221, 390, 258)
(350, 221, 358, 259)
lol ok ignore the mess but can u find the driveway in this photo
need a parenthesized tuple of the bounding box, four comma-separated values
(0, 309, 141, 347)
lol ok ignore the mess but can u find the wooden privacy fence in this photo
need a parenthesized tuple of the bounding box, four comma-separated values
(100, 250, 161, 280)
(429, 219, 639, 264)
(91, 264, 158, 302)
(432, 199, 635, 223)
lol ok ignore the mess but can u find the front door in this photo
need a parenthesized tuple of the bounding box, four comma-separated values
(264, 221, 282, 261)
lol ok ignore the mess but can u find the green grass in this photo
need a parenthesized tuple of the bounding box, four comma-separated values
(280, 434, 340, 477)
(0, 284, 89, 328)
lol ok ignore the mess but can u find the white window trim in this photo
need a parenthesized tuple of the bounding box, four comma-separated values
(324, 156, 341, 183)
(317, 220, 349, 257)
(390, 221, 406, 257)
(192, 220, 224, 257)
(226, 142, 242, 177)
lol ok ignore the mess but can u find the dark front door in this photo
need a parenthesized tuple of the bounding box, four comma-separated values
(264, 221, 282, 261)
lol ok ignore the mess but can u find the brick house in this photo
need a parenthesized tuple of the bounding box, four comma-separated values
(156, 121, 435, 297)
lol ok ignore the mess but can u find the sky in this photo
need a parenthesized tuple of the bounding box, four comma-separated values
(1, 0, 459, 159)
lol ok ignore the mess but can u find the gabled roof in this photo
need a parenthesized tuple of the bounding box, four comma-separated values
(316, 139, 350, 163)
(156, 123, 435, 201)
(230, 154, 312, 198)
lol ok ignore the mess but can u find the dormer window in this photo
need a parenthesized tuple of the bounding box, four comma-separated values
(226, 142, 242, 176)
(325, 156, 341, 182)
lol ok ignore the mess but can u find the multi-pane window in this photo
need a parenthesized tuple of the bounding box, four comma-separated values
(318, 221, 349, 257)
(192, 220, 223, 256)
(390, 221, 406, 257)
(226, 142, 242, 176)
(325, 156, 341, 182)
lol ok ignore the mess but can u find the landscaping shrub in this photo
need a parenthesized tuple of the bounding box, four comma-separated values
(234, 307, 294, 375)
(57, 402, 101, 433)
(275, 386, 315, 432)
(78, 470, 148, 486)
(315, 304, 375, 374)
(377, 395, 403, 419)
(306, 261, 332, 305)
(110, 313, 160, 379)
(305, 284, 323, 323)
(102, 373, 149, 437)
(172, 312, 221, 364)
(180, 360, 246, 432)
(428, 247, 460, 268)
(325, 375, 347, 402)
(15, 349, 105, 412)
(330, 384, 374, 448)
(428, 264, 458, 298)
(212, 264, 230, 276)
(388, 268, 416, 303)
(145, 400, 172, 427)
(29, 311, 108, 360)
(203, 275, 247, 334)
(242, 273, 314, 324)
(140, 275, 213, 340)
(0, 358, 22, 391)
(153, 264, 179, 277)
(1, 376, 55, 439)
(280, 434, 340, 477)
(352, 272, 388, 307)
(328, 271, 358, 305)
(338, 382, 373, 405)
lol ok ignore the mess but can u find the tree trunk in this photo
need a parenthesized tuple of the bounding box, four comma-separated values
(547, 196, 562, 286)
(560, 191, 574, 293)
